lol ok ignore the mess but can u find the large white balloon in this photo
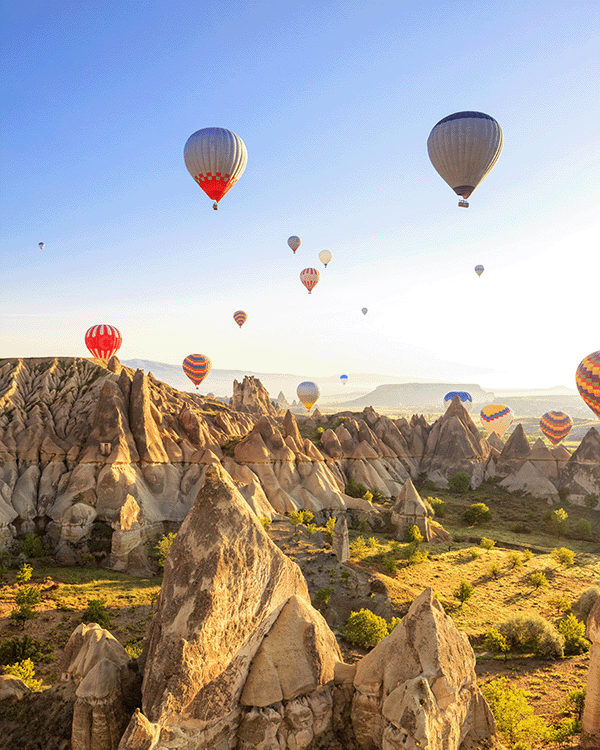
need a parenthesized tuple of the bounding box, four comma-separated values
(184, 127, 247, 209)
(318, 250, 333, 267)
(427, 112, 503, 207)
(297, 381, 320, 411)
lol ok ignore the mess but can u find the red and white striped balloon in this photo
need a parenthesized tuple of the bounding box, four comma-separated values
(84, 325, 122, 361)
(300, 268, 320, 294)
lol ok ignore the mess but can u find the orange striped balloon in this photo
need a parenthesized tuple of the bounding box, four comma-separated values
(182, 354, 212, 389)
(540, 411, 573, 445)
(233, 310, 247, 328)
(300, 268, 320, 294)
(576, 351, 600, 419)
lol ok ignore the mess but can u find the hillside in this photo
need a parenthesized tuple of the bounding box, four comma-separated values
(332, 382, 495, 409)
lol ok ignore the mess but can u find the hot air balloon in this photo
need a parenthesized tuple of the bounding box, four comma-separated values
(427, 111, 503, 208)
(38, 242, 45, 250)
(540, 411, 573, 445)
(85, 324, 122, 362)
(576, 351, 600, 419)
(184, 127, 247, 210)
(361, 308, 368, 315)
(480, 404, 513, 438)
(340, 374, 348, 385)
(288, 236, 301, 254)
(319, 250, 333, 267)
(444, 391, 473, 411)
(233, 310, 247, 328)
(300, 268, 320, 294)
(475, 265, 484, 277)
(182, 354, 212, 389)
(297, 381, 320, 411)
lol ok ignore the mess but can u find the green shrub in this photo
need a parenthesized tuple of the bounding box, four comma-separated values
(549, 508, 568, 536)
(387, 616, 402, 634)
(401, 541, 428, 565)
(14, 585, 41, 608)
(522, 548, 533, 562)
(552, 547, 575, 566)
(489, 564, 501, 580)
(558, 487, 570, 504)
(548, 594, 570, 615)
(367, 536, 378, 549)
(18, 533, 45, 559)
(572, 586, 600, 623)
(323, 517, 336, 544)
(0, 636, 41, 666)
(300, 510, 314, 524)
(125, 642, 143, 660)
(529, 571, 548, 590)
(454, 581, 474, 606)
(550, 717, 582, 744)
(407, 525, 423, 544)
(574, 518, 592, 539)
(289, 511, 303, 530)
(463, 503, 491, 525)
(420, 479, 437, 493)
(484, 628, 509, 657)
(314, 587, 332, 608)
(383, 556, 397, 575)
(372, 491, 386, 504)
(566, 686, 586, 720)
(82, 598, 110, 628)
(584, 493, 599, 509)
(558, 613, 590, 655)
(497, 613, 564, 658)
(469, 547, 481, 560)
(306, 523, 317, 535)
(480, 537, 495, 551)
(316, 427, 324, 437)
(483, 677, 551, 748)
(154, 533, 177, 568)
(345, 478, 369, 498)
(427, 496, 446, 517)
(511, 522, 532, 534)
(2, 659, 43, 691)
(259, 516, 272, 530)
(10, 605, 37, 625)
(449, 472, 471, 494)
(16, 563, 33, 584)
(349, 536, 368, 557)
(507, 551, 523, 569)
(341, 609, 389, 647)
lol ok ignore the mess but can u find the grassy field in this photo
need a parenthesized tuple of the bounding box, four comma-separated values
(0, 481, 598, 748)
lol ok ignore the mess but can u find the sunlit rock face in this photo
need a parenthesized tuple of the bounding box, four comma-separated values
(558, 427, 600, 501)
(582, 597, 600, 747)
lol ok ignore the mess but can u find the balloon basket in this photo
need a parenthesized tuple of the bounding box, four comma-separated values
(458, 200, 469, 208)
(213, 202, 219, 210)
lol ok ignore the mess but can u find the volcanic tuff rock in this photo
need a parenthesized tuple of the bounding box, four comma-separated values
(558, 427, 600, 501)
(231, 375, 282, 416)
(582, 596, 600, 747)
(499, 461, 560, 502)
(494, 424, 531, 477)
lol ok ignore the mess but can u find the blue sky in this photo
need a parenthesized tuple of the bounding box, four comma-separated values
(1, 0, 599, 390)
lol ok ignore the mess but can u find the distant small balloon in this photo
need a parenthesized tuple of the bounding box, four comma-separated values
(233, 310, 247, 328)
(540, 411, 573, 445)
(38, 242, 45, 249)
(361, 308, 368, 315)
(182, 353, 212, 390)
(475, 265, 484, 277)
(288, 236, 301, 254)
(297, 381, 320, 411)
(300, 268, 320, 294)
(319, 250, 333, 267)
(444, 391, 473, 411)
(480, 404, 513, 438)
(340, 374, 348, 385)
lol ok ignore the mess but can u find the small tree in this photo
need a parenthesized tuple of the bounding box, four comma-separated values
(314, 587, 332, 609)
(507, 552, 523, 569)
(449, 472, 471, 494)
(552, 547, 575, 566)
(480, 537, 496, 552)
(323, 516, 336, 545)
(489, 564, 501, 580)
(154, 533, 177, 568)
(427, 497, 446, 517)
(259, 517, 272, 530)
(16, 563, 33, 584)
(574, 518, 592, 539)
(567, 687, 586, 721)
(484, 628, 510, 659)
(558, 614, 590, 655)
(483, 678, 550, 747)
(341, 609, 389, 648)
(3, 659, 43, 691)
(454, 581, 474, 607)
(529, 571, 548, 590)
(82, 598, 110, 628)
(289, 511, 303, 534)
(549, 508, 568, 537)
(463, 503, 492, 525)
(14, 585, 41, 608)
(407, 525, 424, 544)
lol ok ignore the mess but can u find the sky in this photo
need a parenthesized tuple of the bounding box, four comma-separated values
(1, 0, 599, 391)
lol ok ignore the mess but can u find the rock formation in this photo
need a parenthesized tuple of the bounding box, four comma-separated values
(499, 461, 559, 502)
(582, 596, 600, 747)
(558, 427, 600, 502)
(332, 513, 350, 562)
(494, 424, 531, 477)
(390, 478, 450, 543)
(231, 375, 282, 416)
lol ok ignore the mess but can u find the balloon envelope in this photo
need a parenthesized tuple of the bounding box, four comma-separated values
(319, 250, 333, 267)
(182, 354, 212, 388)
(297, 381, 320, 411)
(340, 374, 348, 384)
(288, 236, 301, 253)
(427, 112, 503, 204)
(540, 411, 573, 445)
(475, 265, 484, 277)
(184, 127, 247, 207)
(38, 242, 45, 249)
(480, 404, 513, 437)
(233, 310, 247, 328)
(300, 268, 320, 294)
(361, 308, 368, 315)
(444, 391, 473, 411)
(576, 351, 600, 419)
(85, 324, 122, 361)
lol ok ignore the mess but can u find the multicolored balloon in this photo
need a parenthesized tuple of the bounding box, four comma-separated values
(297, 381, 320, 411)
(288, 236, 301, 254)
(233, 310, 247, 328)
(540, 411, 573, 445)
(480, 404, 513, 437)
(300, 268, 320, 294)
(184, 127, 247, 210)
(182, 354, 212, 389)
(319, 250, 333, 267)
(361, 308, 368, 315)
(340, 374, 348, 385)
(444, 391, 473, 411)
(576, 351, 600, 419)
(427, 111, 503, 207)
(475, 265, 484, 277)
(84, 324, 122, 361)
(38, 242, 45, 250)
